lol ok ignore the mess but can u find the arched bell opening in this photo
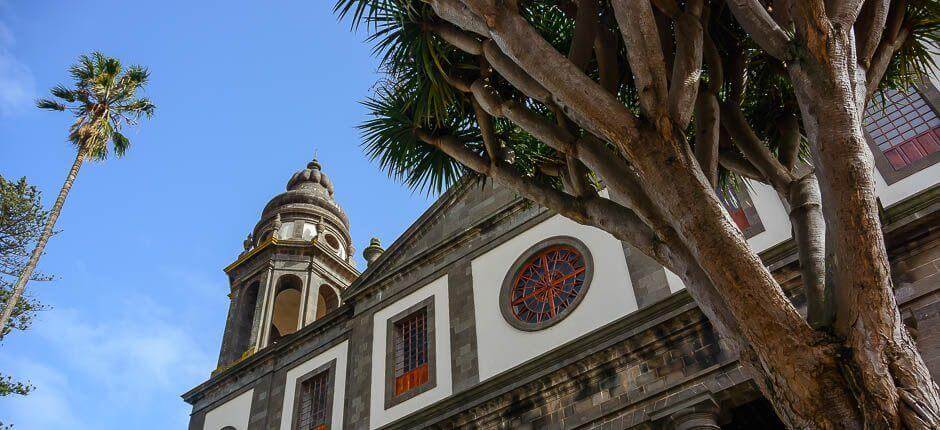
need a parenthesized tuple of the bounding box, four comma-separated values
(316, 284, 339, 320)
(232, 281, 260, 356)
(269, 274, 303, 345)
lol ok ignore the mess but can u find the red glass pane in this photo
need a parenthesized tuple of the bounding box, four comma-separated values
(509, 245, 587, 324)
(918, 130, 940, 155)
(728, 208, 751, 231)
(393, 310, 429, 396)
(395, 363, 429, 395)
(884, 148, 909, 170)
(900, 140, 926, 163)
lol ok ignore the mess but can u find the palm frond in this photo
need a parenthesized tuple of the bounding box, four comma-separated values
(35, 99, 66, 111)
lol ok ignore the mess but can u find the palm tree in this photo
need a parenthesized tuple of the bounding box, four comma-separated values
(0, 52, 154, 338)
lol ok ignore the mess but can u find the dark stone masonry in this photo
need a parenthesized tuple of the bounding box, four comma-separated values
(184, 83, 940, 429)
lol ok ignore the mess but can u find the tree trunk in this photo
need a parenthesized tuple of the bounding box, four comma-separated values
(787, 19, 940, 428)
(0, 150, 85, 339)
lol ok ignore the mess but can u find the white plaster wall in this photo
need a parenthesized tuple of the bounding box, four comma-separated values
(279, 341, 349, 430)
(203, 389, 253, 430)
(873, 161, 940, 207)
(744, 179, 792, 252)
(471, 215, 637, 381)
(369, 275, 452, 428)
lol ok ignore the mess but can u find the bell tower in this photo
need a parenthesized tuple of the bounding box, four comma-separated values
(215, 158, 359, 369)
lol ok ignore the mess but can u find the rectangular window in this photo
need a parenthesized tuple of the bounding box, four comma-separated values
(384, 296, 437, 409)
(291, 360, 336, 430)
(864, 83, 940, 183)
(393, 309, 429, 395)
(718, 184, 765, 239)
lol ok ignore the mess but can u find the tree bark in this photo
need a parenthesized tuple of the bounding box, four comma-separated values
(0, 150, 85, 340)
(787, 8, 940, 427)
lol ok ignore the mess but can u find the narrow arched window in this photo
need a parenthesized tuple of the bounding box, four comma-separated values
(316, 285, 339, 320)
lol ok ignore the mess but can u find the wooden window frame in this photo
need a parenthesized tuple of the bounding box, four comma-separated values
(290, 359, 336, 430)
(384, 296, 437, 409)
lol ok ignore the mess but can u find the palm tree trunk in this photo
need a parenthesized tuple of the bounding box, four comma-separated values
(0, 150, 85, 339)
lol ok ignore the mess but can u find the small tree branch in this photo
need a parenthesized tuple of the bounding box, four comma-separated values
(777, 112, 802, 171)
(718, 149, 767, 183)
(471, 98, 501, 163)
(694, 89, 720, 187)
(426, 21, 483, 55)
(724, 0, 793, 61)
(719, 101, 794, 189)
(594, 18, 621, 94)
(867, 27, 910, 97)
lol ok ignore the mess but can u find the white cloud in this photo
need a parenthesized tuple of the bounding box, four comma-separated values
(0, 360, 89, 430)
(0, 294, 215, 427)
(0, 21, 35, 116)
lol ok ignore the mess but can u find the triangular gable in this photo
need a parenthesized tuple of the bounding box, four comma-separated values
(344, 177, 525, 299)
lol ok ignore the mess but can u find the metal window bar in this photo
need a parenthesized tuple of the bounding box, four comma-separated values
(394, 309, 429, 395)
(864, 86, 940, 170)
(296, 370, 330, 430)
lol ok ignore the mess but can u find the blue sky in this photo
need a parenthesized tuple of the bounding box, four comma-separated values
(0, 1, 436, 428)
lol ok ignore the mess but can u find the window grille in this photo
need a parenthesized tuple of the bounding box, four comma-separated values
(296, 370, 330, 430)
(394, 309, 429, 396)
(864, 86, 940, 171)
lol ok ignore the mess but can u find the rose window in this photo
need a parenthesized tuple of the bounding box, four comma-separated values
(501, 239, 593, 330)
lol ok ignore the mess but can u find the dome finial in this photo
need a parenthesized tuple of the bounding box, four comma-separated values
(308, 149, 321, 170)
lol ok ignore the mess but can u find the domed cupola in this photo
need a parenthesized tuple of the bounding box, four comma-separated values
(250, 157, 355, 263)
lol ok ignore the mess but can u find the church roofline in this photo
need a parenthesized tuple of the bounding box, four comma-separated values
(342, 175, 486, 301)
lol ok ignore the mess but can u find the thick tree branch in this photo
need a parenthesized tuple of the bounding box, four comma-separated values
(568, 0, 599, 71)
(725, 0, 793, 61)
(429, 0, 489, 36)
(854, 0, 891, 67)
(668, 0, 705, 128)
(613, 0, 670, 117)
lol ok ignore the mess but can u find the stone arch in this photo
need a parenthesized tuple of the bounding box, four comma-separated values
(233, 280, 260, 355)
(316, 284, 339, 320)
(269, 274, 303, 344)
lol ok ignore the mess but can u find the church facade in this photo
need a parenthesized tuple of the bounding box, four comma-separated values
(183, 81, 940, 430)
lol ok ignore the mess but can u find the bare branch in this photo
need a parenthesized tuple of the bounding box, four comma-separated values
(594, 21, 621, 93)
(426, 21, 483, 55)
(725, 0, 793, 61)
(830, 0, 867, 27)
(459, 1, 642, 150)
(668, 1, 705, 128)
(718, 149, 767, 182)
(867, 27, 910, 97)
(694, 89, 720, 187)
(569, 0, 600, 71)
(429, 0, 489, 36)
(482, 40, 552, 103)
(613, 0, 670, 117)
(777, 112, 802, 171)
(471, 98, 501, 163)
(854, 0, 891, 67)
(719, 101, 794, 189)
